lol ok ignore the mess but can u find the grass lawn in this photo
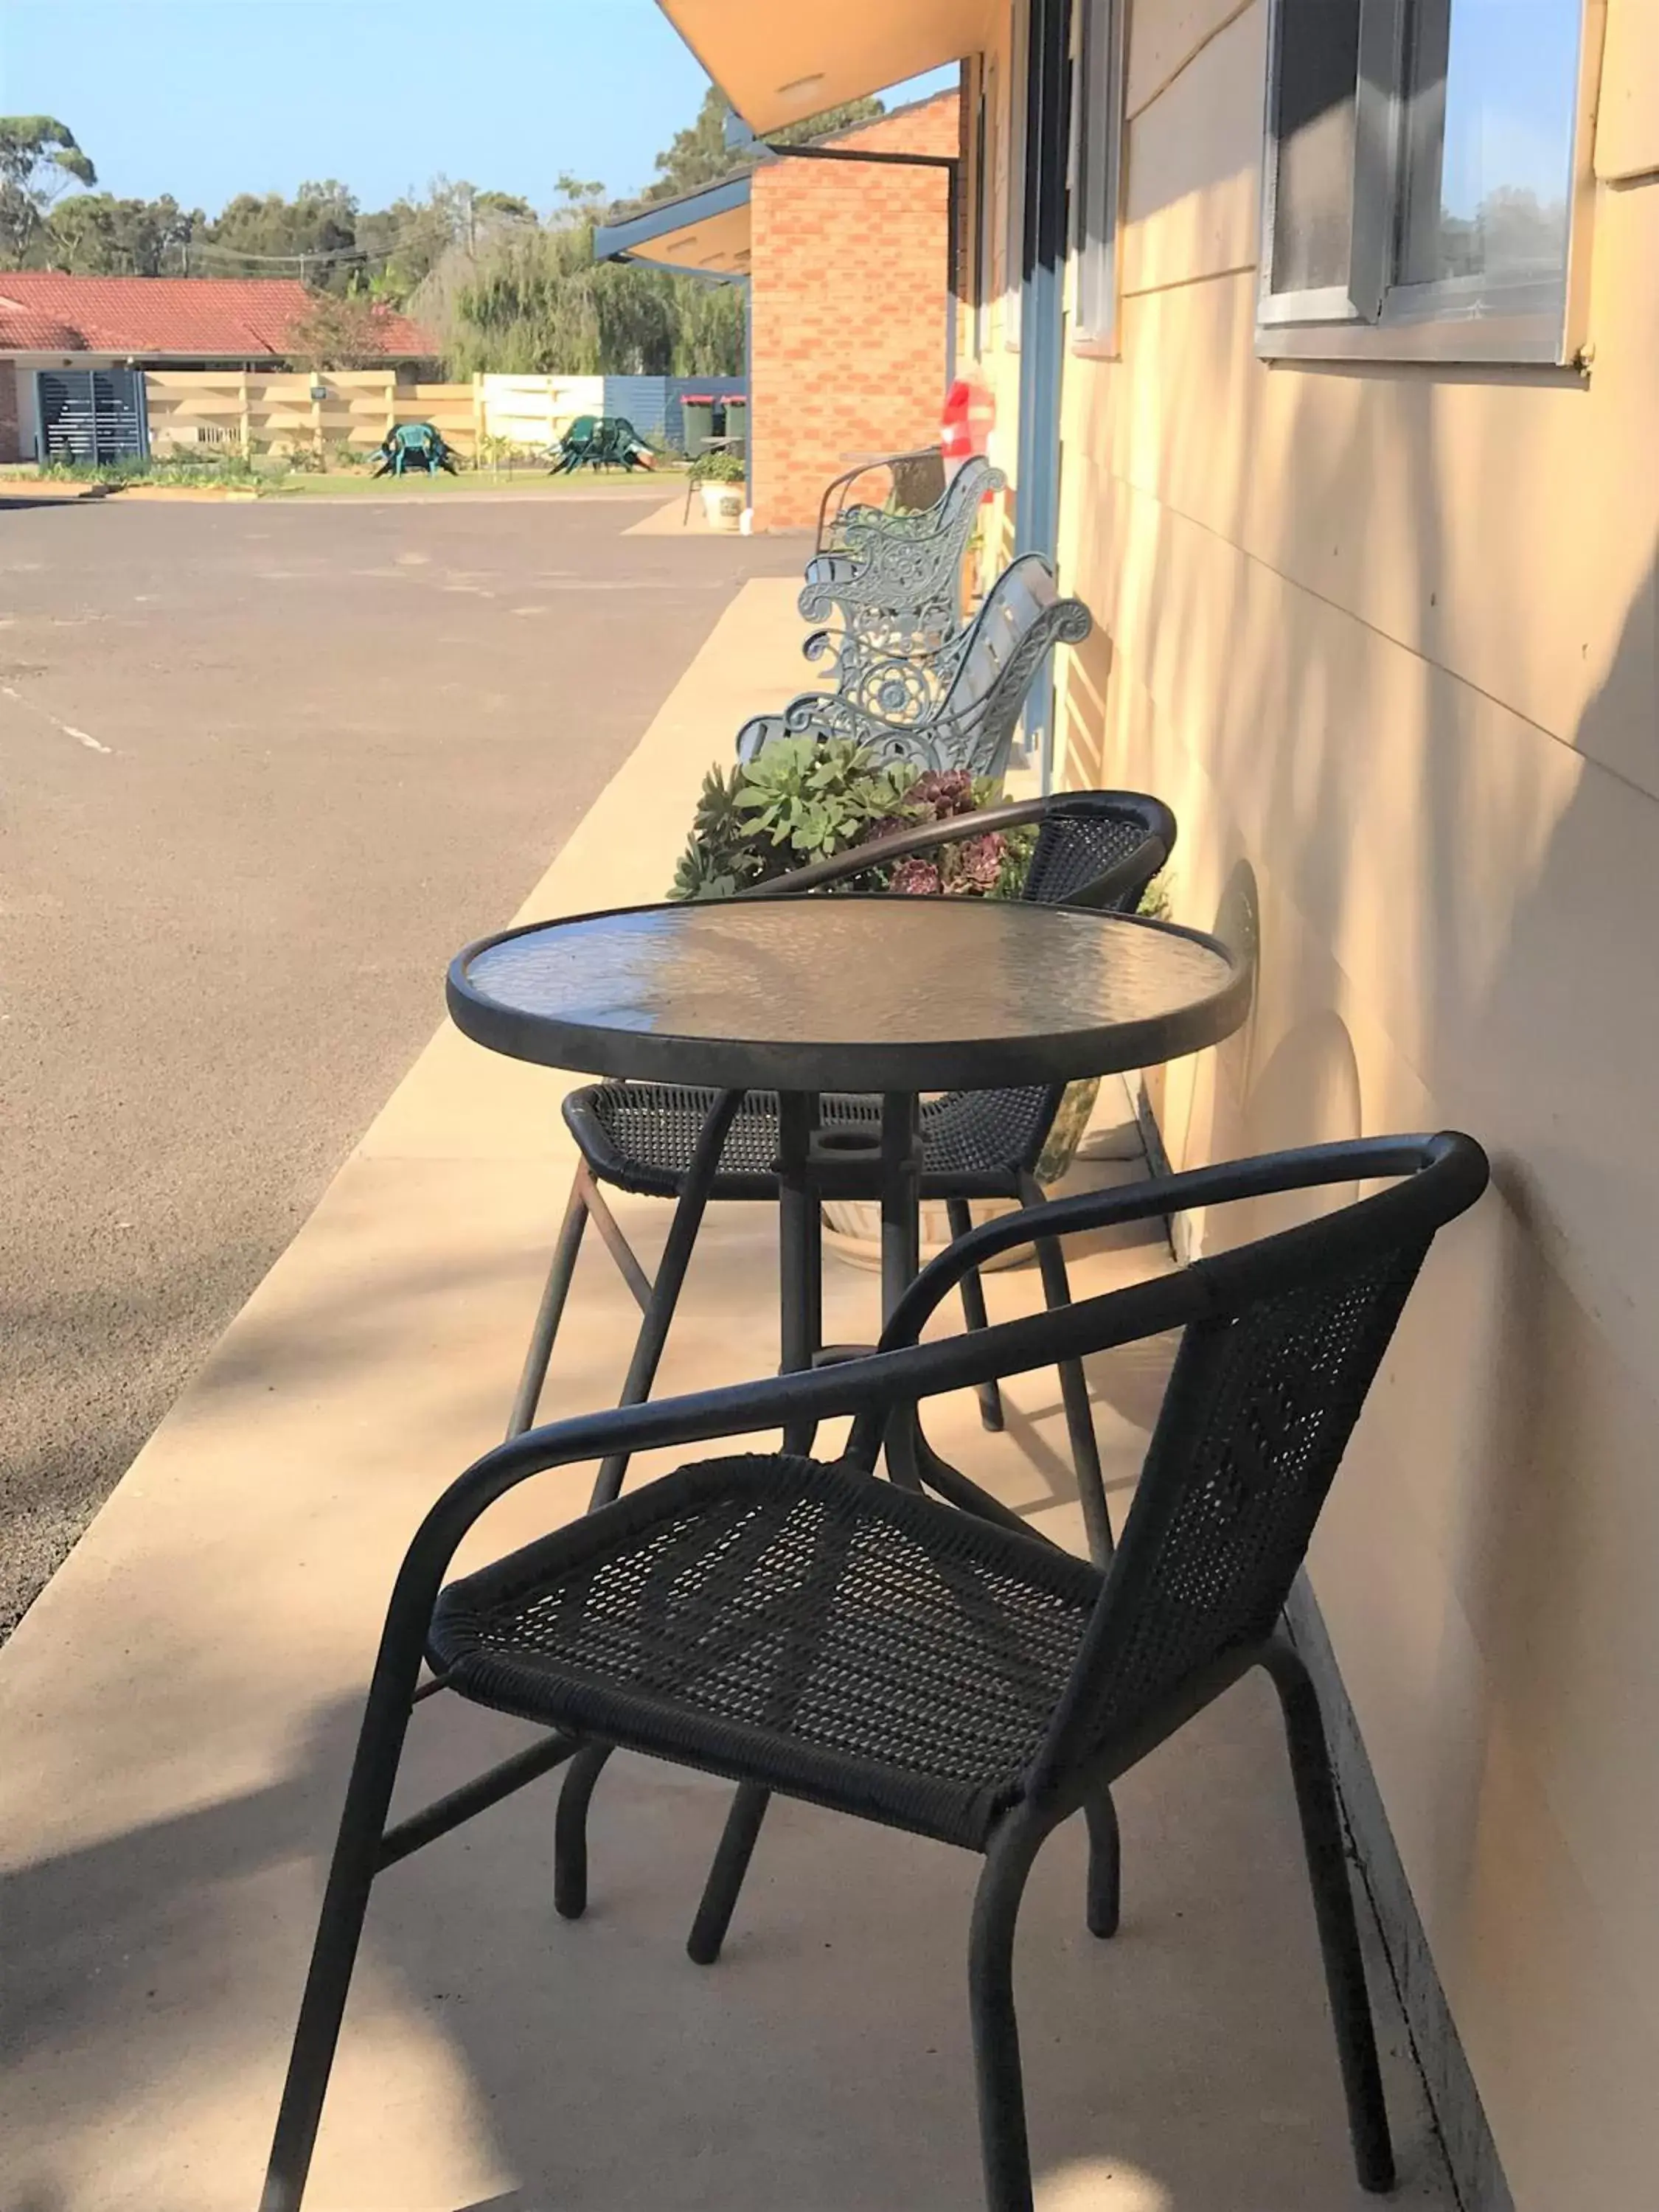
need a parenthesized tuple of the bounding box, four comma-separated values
(1, 461, 686, 501)
(262, 467, 677, 497)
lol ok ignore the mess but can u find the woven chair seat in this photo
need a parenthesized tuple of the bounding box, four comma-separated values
(563, 1083, 1054, 1203)
(428, 1453, 1103, 1849)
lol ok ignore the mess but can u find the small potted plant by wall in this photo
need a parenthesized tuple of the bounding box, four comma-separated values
(695, 448, 746, 530)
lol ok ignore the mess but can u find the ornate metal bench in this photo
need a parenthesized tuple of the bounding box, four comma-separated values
(740, 553, 1091, 781)
(813, 446, 948, 546)
(800, 453, 1007, 661)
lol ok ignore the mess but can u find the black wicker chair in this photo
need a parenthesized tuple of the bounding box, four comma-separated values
(508, 787, 1178, 1565)
(260, 1131, 1489, 2212)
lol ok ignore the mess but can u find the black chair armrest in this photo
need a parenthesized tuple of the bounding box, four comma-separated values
(386, 1243, 1214, 1628)
(745, 798, 1060, 897)
(380, 1138, 1480, 1649)
(855, 1133, 1482, 1489)
(742, 799, 1167, 907)
(873, 1136, 1471, 1362)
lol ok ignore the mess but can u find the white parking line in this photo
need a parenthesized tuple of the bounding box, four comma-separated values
(1, 682, 113, 753)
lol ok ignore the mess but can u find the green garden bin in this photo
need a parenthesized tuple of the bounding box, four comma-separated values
(679, 397, 715, 459)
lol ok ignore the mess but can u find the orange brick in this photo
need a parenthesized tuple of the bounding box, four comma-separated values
(749, 91, 958, 532)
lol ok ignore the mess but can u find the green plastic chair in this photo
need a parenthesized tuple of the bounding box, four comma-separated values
(372, 422, 459, 478)
(549, 415, 599, 473)
(597, 417, 653, 470)
(551, 416, 654, 474)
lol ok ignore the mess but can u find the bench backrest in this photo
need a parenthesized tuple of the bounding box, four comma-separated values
(838, 453, 997, 557)
(799, 456, 1006, 641)
(741, 554, 1091, 782)
(942, 554, 1059, 716)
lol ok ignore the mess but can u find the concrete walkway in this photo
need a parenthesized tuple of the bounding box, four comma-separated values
(0, 580, 1456, 2212)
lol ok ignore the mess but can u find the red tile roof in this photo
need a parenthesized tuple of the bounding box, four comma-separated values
(0, 274, 433, 359)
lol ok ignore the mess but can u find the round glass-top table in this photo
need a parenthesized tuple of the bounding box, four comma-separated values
(448, 897, 1249, 1096)
(448, 895, 1251, 1550)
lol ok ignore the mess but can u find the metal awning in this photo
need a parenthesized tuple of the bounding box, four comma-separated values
(592, 173, 753, 275)
(655, 0, 983, 133)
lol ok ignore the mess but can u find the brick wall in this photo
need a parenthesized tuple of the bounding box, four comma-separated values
(0, 366, 21, 464)
(750, 92, 957, 532)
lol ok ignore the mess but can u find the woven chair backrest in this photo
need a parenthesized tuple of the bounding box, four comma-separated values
(1032, 1208, 1436, 1790)
(1020, 801, 1158, 912)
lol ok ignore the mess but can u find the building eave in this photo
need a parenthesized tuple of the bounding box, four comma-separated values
(653, 0, 984, 133)
(594, 172, 754, 275)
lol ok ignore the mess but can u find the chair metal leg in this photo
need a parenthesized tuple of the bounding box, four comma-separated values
(1019, 1172, 1113, 1567)
(554, 1742, 614, 1920)
(590, 1090, 744, 1507)
(1261, 1642, 1396, 2194)
(506, 1171, 592, 1439)
(1083, 1790, 1121, 1938)
(968, 1808, 1050, 2212)
(778, 1092, 823, 1456)
(687, 1782, 771, 1965)
(880, 1092, 923, 1326)
(946, 1197, 1005, 1434)
(260, 1641, 427, 2211)
(582, 1175, 655, 1312)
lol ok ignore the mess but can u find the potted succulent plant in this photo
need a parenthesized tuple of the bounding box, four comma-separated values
(670, 742, 1032, 903)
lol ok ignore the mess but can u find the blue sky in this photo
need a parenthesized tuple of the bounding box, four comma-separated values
(0, 0, 957, 215)
(1437, 0, 1581, 216)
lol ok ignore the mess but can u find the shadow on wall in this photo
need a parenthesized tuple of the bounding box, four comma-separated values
(1122, 276, 1659, 2197)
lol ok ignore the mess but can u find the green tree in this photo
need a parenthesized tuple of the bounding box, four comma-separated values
(285, 286, 417, 369)
(0, 116, 97, 265)
(474, 190, 535, 223)
(639, 85, 883, 206)
(415, 92, 801, 378)
(198, 179, 359, 285)
(437, 206, 742, 379)
(354, 178, 535, 303)
(669, 275, 744, 375)
(44, 192, 199, 276)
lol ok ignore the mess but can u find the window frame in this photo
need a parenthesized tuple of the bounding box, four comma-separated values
(1256, 0, 1601, 366)
(1068, 0, 1127, 355)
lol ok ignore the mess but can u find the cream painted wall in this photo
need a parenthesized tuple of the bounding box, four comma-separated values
(1026, 1, 1659, 2203)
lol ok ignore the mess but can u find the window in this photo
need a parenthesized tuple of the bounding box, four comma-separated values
(1258, 0, 1590, 363)
(1070, 0, 1125, 351)
(1005, 0, 1029, 349)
